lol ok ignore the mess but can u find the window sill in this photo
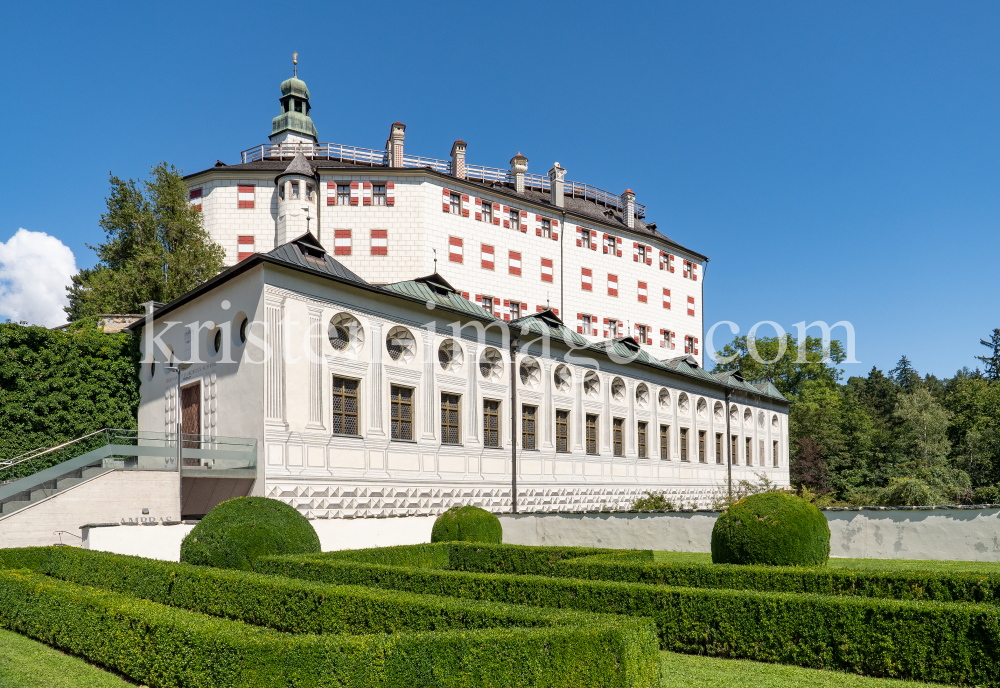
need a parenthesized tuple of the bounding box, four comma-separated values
(390, 438, 417, 444)
(441, 442, 463, 447)
(332, 434, 363, 439)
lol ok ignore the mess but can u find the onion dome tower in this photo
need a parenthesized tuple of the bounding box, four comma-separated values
(270, 53, 318, 145)
(275, 153, 319, 245)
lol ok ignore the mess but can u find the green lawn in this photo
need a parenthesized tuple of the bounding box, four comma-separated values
(0, 628, 134, 687)
(659, 651, 946, 687)
(653, 550, 1000, 574)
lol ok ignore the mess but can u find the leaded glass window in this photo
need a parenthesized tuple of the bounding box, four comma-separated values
(390, 386, 412, 441)
(483, 399, 500, 448)
(332, 377, 359, 435)
(522, 405, 537, 450)
(586, 414, 598, 455)
(613, 418, 624, 456)
(556, 410, 569, 452)
(441, 393, 460, 444)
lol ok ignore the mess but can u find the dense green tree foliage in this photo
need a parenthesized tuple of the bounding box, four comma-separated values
(714, 332, 1000, 505)
(0, 320, 139, 475)
(65, 163, 225, 320)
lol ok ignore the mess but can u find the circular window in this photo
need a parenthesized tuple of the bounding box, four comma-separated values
(714, 401, 724, 421)
(584, 371, 600, 397)
(386, 326, 416, 363)
(697, 398, 707, 419)
(239, 317, 249, 344)
(772, 414, 779, 430)
(519, 357, 541, 388)
(479, 347, 503, 380)
(212, 329, 222, 355)
(744, 408, 753, 427)
(554, 364, 572, 393)
(678, 393, 690, 414)
(636, 384, 649, 408)
(329, 313, 364, 353)
(438, 339, 464, 372)
(611, 377, 626, 402)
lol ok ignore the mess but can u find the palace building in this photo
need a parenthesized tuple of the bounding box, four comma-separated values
(133, 64, 789, 517)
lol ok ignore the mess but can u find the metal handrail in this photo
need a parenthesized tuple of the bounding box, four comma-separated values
(0, 429, 109, 472)
(238, 142, 647, 220)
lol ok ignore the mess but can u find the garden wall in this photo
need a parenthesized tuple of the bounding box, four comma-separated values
(499, 507, 1000, 561)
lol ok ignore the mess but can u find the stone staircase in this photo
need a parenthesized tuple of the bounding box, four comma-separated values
(0, 466, 114, 515)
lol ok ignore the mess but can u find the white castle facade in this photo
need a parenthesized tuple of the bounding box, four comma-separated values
(134, 67, 789, 517)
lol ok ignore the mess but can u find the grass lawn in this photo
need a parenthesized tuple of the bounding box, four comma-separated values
(0, 627, 134, 687)
(653, 550, 1000, 574)
(659, 651, 946, 687)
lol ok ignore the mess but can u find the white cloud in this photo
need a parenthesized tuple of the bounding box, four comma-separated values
(0, 228, 77, 328)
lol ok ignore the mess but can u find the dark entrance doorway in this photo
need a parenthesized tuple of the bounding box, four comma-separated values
(181, 383, 201, 452)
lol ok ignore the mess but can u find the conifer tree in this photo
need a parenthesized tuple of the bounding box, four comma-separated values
(975, 329, 1000, 381)
(65, 163, 225, 320)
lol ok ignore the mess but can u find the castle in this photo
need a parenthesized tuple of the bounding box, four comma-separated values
(134, 62, 789, 517)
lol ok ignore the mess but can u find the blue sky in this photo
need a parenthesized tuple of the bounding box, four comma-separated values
(1, 1, 997, 380)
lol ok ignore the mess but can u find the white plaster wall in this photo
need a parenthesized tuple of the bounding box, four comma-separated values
(500, 512, 717, 552)
(82, 523, 195, 561)
(0, 471, 180, 549)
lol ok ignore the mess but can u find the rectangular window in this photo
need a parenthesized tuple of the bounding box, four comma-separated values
(637, 422, 647, 458)
(581, 314, 593, 336)
(680, 428, 689, 462)
(581, 229, 592, 249)
(731, 435, 739, 465)
(607, 274, 618, 297)
(760, 439, 765, 464)
(510, 209, 520, 231)
(715, 433, 723, 464)
(237, 184, 255, 209)
(390, 386, 413, 440)
(482, 296, 494, 313)
(331, 377, 359, 436)
(746, 437, 753, 466)
(541, 218, 552, 238)
(636, 324, 648, 343)
(334, 229, 351, 256)
(337, 183, 350, 205)
(522, 405, 537, 450)
(482, 202, 492, 224)
(556, 410, 569, 452)
(441, 393, 461, 444)
(581, 267, 593, 291)
(604, 234, 616, 254)
(773, 441, 779, 467)
(483, 399, 500, 448)
(699, 430, 706, 463)
(370, 229, 387, 256)
(481, 244, 494, 270)
(660, 425, 670, 460)
(638, 244, 647, 263)
(306, 184, 314, 201)
(508, 250, 522, 276)
(586, 414, 598, 455)
(450, 193, 461, 215)
(510, 301, 522, 320)
(608, 319, 619, 338)
(373, 184, 386, 206)
(291, 181, 300, 199)
(613, 418, 624, 456)
(541, 257, 553, 283)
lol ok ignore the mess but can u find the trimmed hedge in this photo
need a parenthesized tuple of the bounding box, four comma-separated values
(431, 505, 503, 543)
(712, 492, 830, 566)
(439, 542, 1000, 605)
(180, 496, 321, 571)
(259, 552, 1000, 687)
(0, 568, 658, 688)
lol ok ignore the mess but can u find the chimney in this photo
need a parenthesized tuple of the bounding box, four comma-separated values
(621, 189, 636, 229)
(510, 152, 528, 194)
(548, 162, 566, 208)
(451, 140, 467, 179)
(387, 122, 406, 168)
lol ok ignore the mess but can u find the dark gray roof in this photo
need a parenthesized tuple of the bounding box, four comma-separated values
(266, 233, 368, 285)
(276, 153, 317, 180)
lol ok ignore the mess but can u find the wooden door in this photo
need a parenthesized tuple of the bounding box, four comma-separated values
(181, 383, 200, 450)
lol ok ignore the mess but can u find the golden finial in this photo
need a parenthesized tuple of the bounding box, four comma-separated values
(293, 52, 298, 77)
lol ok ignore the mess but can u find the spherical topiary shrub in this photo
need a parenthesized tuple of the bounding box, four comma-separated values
(180, 496, 320, 571)
(430, 505, 502, 544)
(711, 492, 830, 566)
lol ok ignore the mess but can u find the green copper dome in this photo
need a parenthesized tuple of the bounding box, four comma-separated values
(271, 73, 317, 142)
